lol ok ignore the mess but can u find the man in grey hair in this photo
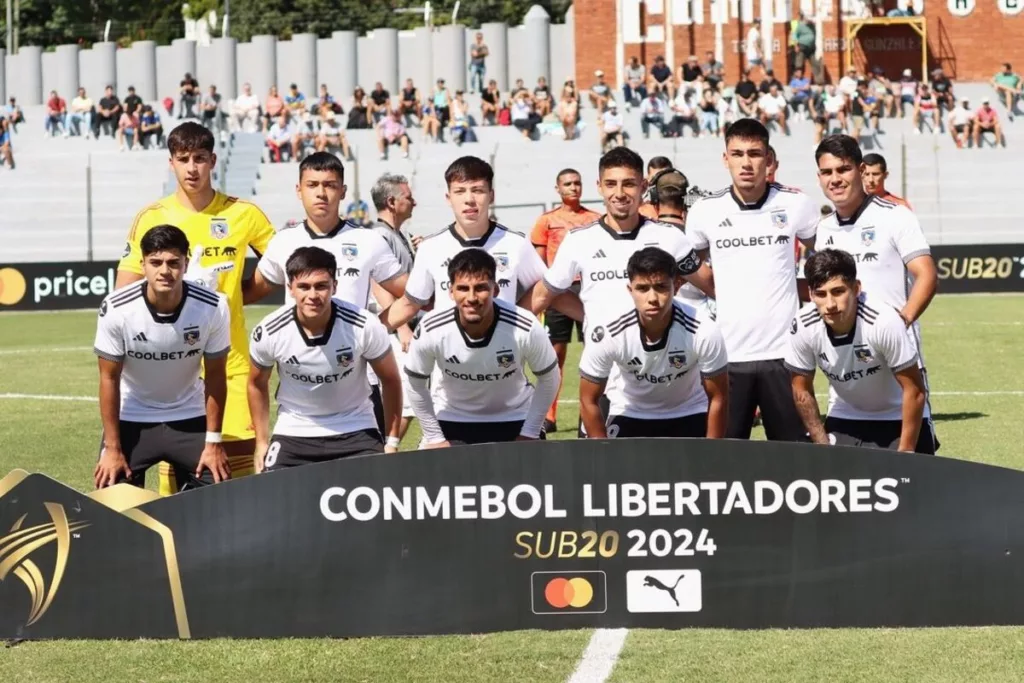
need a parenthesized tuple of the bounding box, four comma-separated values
(370, 173, 419, 440)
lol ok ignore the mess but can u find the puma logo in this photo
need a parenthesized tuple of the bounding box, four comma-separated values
(643, 574, 686, 606)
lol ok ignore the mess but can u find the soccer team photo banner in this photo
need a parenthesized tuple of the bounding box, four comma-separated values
(3, 439, 1024, 640)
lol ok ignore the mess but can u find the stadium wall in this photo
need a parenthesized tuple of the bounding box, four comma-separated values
(0, 6, 575, 106)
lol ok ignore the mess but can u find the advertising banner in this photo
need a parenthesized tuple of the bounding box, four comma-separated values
(4, 439, 1024, 640)
(932, 243, 1024, 293)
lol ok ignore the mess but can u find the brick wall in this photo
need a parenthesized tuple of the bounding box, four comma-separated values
(575, 0, 1022, 88)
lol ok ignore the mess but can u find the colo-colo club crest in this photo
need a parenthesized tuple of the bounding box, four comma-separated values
(183, 326, 201, 346)
(336, 348, 354, 367)
(496, 350, 515, 368)
(209, 217, 229, 240)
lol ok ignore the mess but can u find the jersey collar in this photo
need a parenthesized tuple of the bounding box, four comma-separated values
(836, 195, 873, 226)
(729, 184, 771, 211)
(599, 215, 646, 240)
(448, 220, 497, 247)
(293, 304, 337, 346)
(636, 308, 675, 352)
(826, 315, 857, 347)
(303, 219, 347, 240)
(142, 282, 188, 324)
(455, 303, 500, 348)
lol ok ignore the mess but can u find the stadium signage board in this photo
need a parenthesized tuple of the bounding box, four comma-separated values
(931, 243, 1024, 293)
(5, 439, 1024, 639)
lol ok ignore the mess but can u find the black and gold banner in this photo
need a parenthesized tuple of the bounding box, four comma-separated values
(4, 439, 1024, 639)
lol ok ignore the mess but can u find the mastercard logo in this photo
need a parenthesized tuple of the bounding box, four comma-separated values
(531, 570, 607, 615)
(0, 268, 27, 306)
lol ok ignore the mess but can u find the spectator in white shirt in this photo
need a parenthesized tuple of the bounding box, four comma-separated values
(266, 112, 301, 162)
(232, 82, 262, 133)
(640, 88, 666, 138)
(948, 97, 974, 149)
(746, 19, 763, 67)
(839, 67, 860, 99)
(823, 84, 848, 132)
(599, 101, 625, 150)
(670, 88, 699, 138)
(758, 82, 789, 135)
(623, 56, 648, 108)
(69, 87, 94, 138)
(716, 88, 738, 133)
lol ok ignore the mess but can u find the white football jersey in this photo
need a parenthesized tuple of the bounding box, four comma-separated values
(543, 216, 703, 329)
(687, 183, 819, 362)
(249, 300, 392, 437)
(404, 222, 546, 309)
(257, 220, 404, 308)
(579, 302, 728, 420)
(784, 302, 926, 421)
(404, 300, 558, 423)
(814, 195, 931, 313)
(93, 282, 231, 422)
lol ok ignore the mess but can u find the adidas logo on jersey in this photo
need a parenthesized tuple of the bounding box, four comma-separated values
(133, 333, 148, 342)
(285, 355, 300, 365)
(627, 357, 642, 367)
(818, 352, 829, 364)
(825, 236, 834, 246)
(593, 249, 607, 259)
(718, 218, 733, 228)
(446, 355, 461, 364)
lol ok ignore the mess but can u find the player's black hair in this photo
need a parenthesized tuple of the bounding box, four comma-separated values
(815, 134, 863, 166)
(646, 156, 672, 174)
(444, 156, 494, 189)
(285, 246, 338, 284)
(626, 247, 679, 282)
(167, 121, 215, 155)
(556, 168, 582, 183)
(862, 152, 887, 172)
(448, 248, 496, 284)
(299, 151, 346, 182)
(599, 147, 644, 178)
(140, 225, 190, 257)
(804, 248, 858, 291)
(724, 118, 770, 150)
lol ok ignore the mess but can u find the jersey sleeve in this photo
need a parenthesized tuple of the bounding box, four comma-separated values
(694, 317, 729, 378)
(578, 334, 615, 384)
(205, 296, 232, 359)
(93, 301, 125, 362)
(516, 236, 547, 290)
(665, 228, 703, 276)
(403, 248, 435, 306)
(248, 319, 275, 370)
(118, 206, 161, 274)
(369, 233, 405, 283)
(783, 315, 817, 375)
(889, 206, 931, 264)
(530, 214, 550, 248)
(360, 314, 393, 362)
(542, 231, 581, 293)
(874, 309, 919, 373)
(524, 318, 558, 376)
(256, 233, 287, 285)
(793, 195, 820, 241)
(684, 202, 711, 250)
(245, 203, 277, 257)
(403, 325, 436, 379)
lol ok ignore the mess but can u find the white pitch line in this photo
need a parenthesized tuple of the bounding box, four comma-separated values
(565, 628, 630, 683)
(0, 393, 98, 402)
(0, 346, 92, 355)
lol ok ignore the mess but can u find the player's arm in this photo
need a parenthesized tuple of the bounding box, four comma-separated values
(790, 372, 827, 445)
(364, 318, 403, 452)
(115, 211, 152, 288)
(515, 238, 549, 314)
(95, 358, 130, 488)
(242, 268, 279, 304)
(578, 340, 613, 439)
(532, 233, 580, 314)
(796, 196, 820, 251)
(404, 332, 448, 448)
(520, 321, 561, 440)
(383, 257, 432, 330)
(247, 363, 273, 473)
(894, 365, 926, 452)
(901, 255, 937, 326)
(198, 354, 230, 482)
(243, 206, 280, 294)
(683, 261, 715, 299)
(695, 317, 729, 438)
(702, 373, 729, 439)
(878, 307, 926, 452)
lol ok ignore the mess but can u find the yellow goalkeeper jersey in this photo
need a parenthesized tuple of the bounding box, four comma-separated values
(119, 192, 276, 377)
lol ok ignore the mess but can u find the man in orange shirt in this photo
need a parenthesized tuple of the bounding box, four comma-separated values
(639, 156, 672, 219)
(531, 168, 601, 433)
(862, 153, 913, 210)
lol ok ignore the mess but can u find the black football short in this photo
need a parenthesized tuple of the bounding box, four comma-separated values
(438, 420, 547, 445)
(263, 429, 384, 471)
(825, 416, 938, 455)
(727, 359, 808, 442)
(100, 416, 210, 489)
(606, 413, 707, 438)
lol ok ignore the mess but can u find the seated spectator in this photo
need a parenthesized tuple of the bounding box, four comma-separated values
(822, 84, 848, 133)
(913, 82, 940, 134)
(95, 85, 121, 138)
(138, 104, 164, 149)
(850, 81, 876, 139)
(669, 88, 698, 138)
(648, 55, 674, 99)
(716, 87, 738, 133)
(480, 79, 501, 124)
(702, 51, 724, 91)
(599, 101, 624, 151)
(431, 79, 452, 129)
(867, 66, 895, 118)
(640, 89, 666, 138)
(992, 63, 1021, 120)
(69, 87, 94, 138)
(312, 84, 341, 118)
(400, 79, 420, 125)
(808, 84, 828, 143)
(931, 68, 954, 111)
(974, 98, 1005, 147)
(698, 88, 720, 137)
(897, 68, 917, 117)
(589, 70, 612, 111)
(420, 101, 441, 142)
(117, 109, 140, 151)
(3, 96, 24, 132)
(511, 89, 539, 140)
(787, 68, 811, 117)
(263, 86, 285, 132)
(266, 112, 301, 162)
(450, 91, 473, 146)
(758, 69, 783, 95)
(0, 115, 14, 169)
(534, 77, 553, 117)
(232, 82, 262, 133)
(348, 87, 370, 129)
(510, 78, 527, 97)
(948, 97, 974, 149)
(315, 110, 351, 159)
(377, 109, 410, 159)
(557, 87, 579, 140)
(734, 70, 759, 117)
(623, 56, 647, 107)
(201, 85, 223, 135)
(759, 83, 789, 135)
(678, 55, 703, 86)
(285, 83, 308, 118)
(44, 90, 67, 138)
(368, 82, 391, 125)
(179, 72, 199, 119)
(123, 86, 143, 117)
(838, 67, 860, 99)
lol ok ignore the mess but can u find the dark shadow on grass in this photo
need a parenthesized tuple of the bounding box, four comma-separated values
(932, 412, 987, 422)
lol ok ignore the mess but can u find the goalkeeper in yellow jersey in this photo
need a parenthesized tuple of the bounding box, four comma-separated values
(116, 122, 276, 494)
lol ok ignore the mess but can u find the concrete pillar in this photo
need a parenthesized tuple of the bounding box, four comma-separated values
(481, 23, 508, 91)
(332, 31, 358, 101)
(373, 28, 400, 93)
(432, 24, 467, 92)
(0, 49, 5, 103)
(55, 44, 79, 100)
(214, 37, 238, 100)
(250, 35, 278, 101)
(133, 41, 158, 101)
(404, 27, 433, 96)
(171, 39, 198, 84)
(42, 51, 58, 102)
(155, 45, 175, 104)
(19, 45, 44, 105)
(523, 5, 551, 89)
(289, 33, 318, 99)
(549, 22, 573, 93)
(92, 42, 118, 94)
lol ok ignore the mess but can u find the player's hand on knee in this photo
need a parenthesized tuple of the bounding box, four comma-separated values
(197, 443, 231, 483)
(253, 442, 269, 473)
(94, 447, 130, 489)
